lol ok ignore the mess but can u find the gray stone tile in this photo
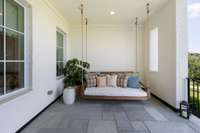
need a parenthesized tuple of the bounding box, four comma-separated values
(186, 121, 200, 133)
(20, 98, 200, 133)
(20, 128, 39, 133)
(116, 120, 133, 132)
(121, 101, 146, 108)
(114, 112, 129, 121)
(39, 112, 66, 128)
(102, 111, 115, 120)
(67, 119, 89, 132)
(58, 119, 70, 128)
(62, 107, 102, 120)
(103, 104, 123, 112)
(145, 107, 168, 121)
(131, 121, 148, 132)
(148, 100, 184, 122)
(145, 121, 197, 133)
(74, 102, 103, 109)
(119, 131, 150, 133)
(124, 107, 155, 121)
(64, 112, 102, 120)
(38, 128, 85, 133)
(155, 107, 183, 121)
(87, 120, 118, 133)
(26, 112, 56, 128)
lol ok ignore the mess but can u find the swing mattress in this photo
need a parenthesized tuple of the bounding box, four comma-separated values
(84, 87, 147, 97)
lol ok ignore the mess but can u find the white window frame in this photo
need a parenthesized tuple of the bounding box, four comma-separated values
(149, 27, 158, 72)
(0, 0, 32, 102)
(56, 27, 66, 79)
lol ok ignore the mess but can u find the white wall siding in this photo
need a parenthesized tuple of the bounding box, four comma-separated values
(144, 0, 177, 107)
(0, 0, 69, 132)
(70, 24, 145, 81)
(144, 0, 188, 108)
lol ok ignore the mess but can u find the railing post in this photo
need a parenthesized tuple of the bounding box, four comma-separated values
(188, 78, 190, 105)
(188, 78, 200, 118)
(197, 83, 200, 115)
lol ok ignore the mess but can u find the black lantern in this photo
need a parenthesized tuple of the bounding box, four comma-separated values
(180, 101, 190, 119)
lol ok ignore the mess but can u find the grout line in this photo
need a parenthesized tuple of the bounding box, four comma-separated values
(143, 121, 152, 133)
(85, 119, 89, 133)
(120, 102, 135, 132)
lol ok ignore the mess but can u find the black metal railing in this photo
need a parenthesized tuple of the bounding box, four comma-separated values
(188, 78, 200, 118)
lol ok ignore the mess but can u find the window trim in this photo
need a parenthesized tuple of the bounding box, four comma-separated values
(149, 27, 159, 72)
(0, 0, 32, 102)
(56, 27, 66, 79)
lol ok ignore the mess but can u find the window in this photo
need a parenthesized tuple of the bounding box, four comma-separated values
(56, 29, 65, 77)
(0, 0, 30, 97)
(149, 27, 158, 72)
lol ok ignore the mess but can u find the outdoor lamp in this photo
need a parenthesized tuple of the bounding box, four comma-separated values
(180, 101, 190, 119)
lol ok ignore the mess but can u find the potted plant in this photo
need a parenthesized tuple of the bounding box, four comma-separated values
(63, 58, 89, 104)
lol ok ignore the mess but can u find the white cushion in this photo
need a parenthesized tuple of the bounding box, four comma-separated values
(84, 87, 147, 97)
(106, 75, 117, 87)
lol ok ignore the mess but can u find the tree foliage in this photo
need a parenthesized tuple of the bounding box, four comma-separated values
(189, 53, 200, 79)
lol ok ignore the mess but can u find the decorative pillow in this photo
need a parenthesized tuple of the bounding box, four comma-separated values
(128, 76, 140, 88)
(97, 76, 107, 87)
(117, 74, 129, 88)
(85, 74, 97, 88)
(106, 75, 117, 87)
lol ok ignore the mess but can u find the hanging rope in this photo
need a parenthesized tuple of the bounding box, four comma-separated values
(80, 4, 84, 61)
(135, 17, 138, 73)
(80, 3, 84, 86)
(85, 18, 88, 62)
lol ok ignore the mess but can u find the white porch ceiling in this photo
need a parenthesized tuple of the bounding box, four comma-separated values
(49, 0, 169, 24)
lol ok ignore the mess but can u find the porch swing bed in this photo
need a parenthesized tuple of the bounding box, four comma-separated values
(80, 72, 151, 101)
(79, 3, 151, 101)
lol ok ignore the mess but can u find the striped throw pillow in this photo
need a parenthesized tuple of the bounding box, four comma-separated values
(85, 74, 97, 88)
(117, 74, 129, 88)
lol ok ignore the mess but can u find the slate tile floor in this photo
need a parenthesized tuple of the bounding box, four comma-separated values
(20, 97, 200, 133)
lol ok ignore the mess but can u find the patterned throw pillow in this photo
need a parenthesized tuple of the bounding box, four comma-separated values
(85, 74, 97, 88)
(97, 76, 107, 87)
(117, 74, 129, 88)
(106, 75, 117, 87)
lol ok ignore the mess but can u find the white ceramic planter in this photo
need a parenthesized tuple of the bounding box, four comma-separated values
(63, 87, 76, 105)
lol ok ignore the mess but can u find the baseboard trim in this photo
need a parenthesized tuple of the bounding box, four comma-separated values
(16, 95, 62, 133)
(151, 93, 179, 112)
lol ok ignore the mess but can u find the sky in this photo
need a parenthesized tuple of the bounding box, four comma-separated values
(188, 0, 200, 53)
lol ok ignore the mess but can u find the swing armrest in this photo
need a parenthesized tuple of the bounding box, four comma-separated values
(80, 83, 87, 97)
(140, 82, 151, 99)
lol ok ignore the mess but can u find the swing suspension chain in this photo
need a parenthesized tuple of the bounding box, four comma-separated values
(135, 17, 138, 73)
(80, 2, 89, 85)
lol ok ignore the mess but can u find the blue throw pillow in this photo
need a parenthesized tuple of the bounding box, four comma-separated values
(127, 76, 140, 88)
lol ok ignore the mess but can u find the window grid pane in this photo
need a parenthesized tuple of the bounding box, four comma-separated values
(6, 29, 24, 60)
(0, 62, 3, 95)
(0, 0, 3, 26)
(0, 27, 4, 60)
(56, 62, 64, 77)
(57, 32, 63, 48)
(6, 0, 24, 32)
(56, 31, 64, 77)
(6, 62, 24, 93)
(57, 47, 63, 62)
(0, 0, 25, 96)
